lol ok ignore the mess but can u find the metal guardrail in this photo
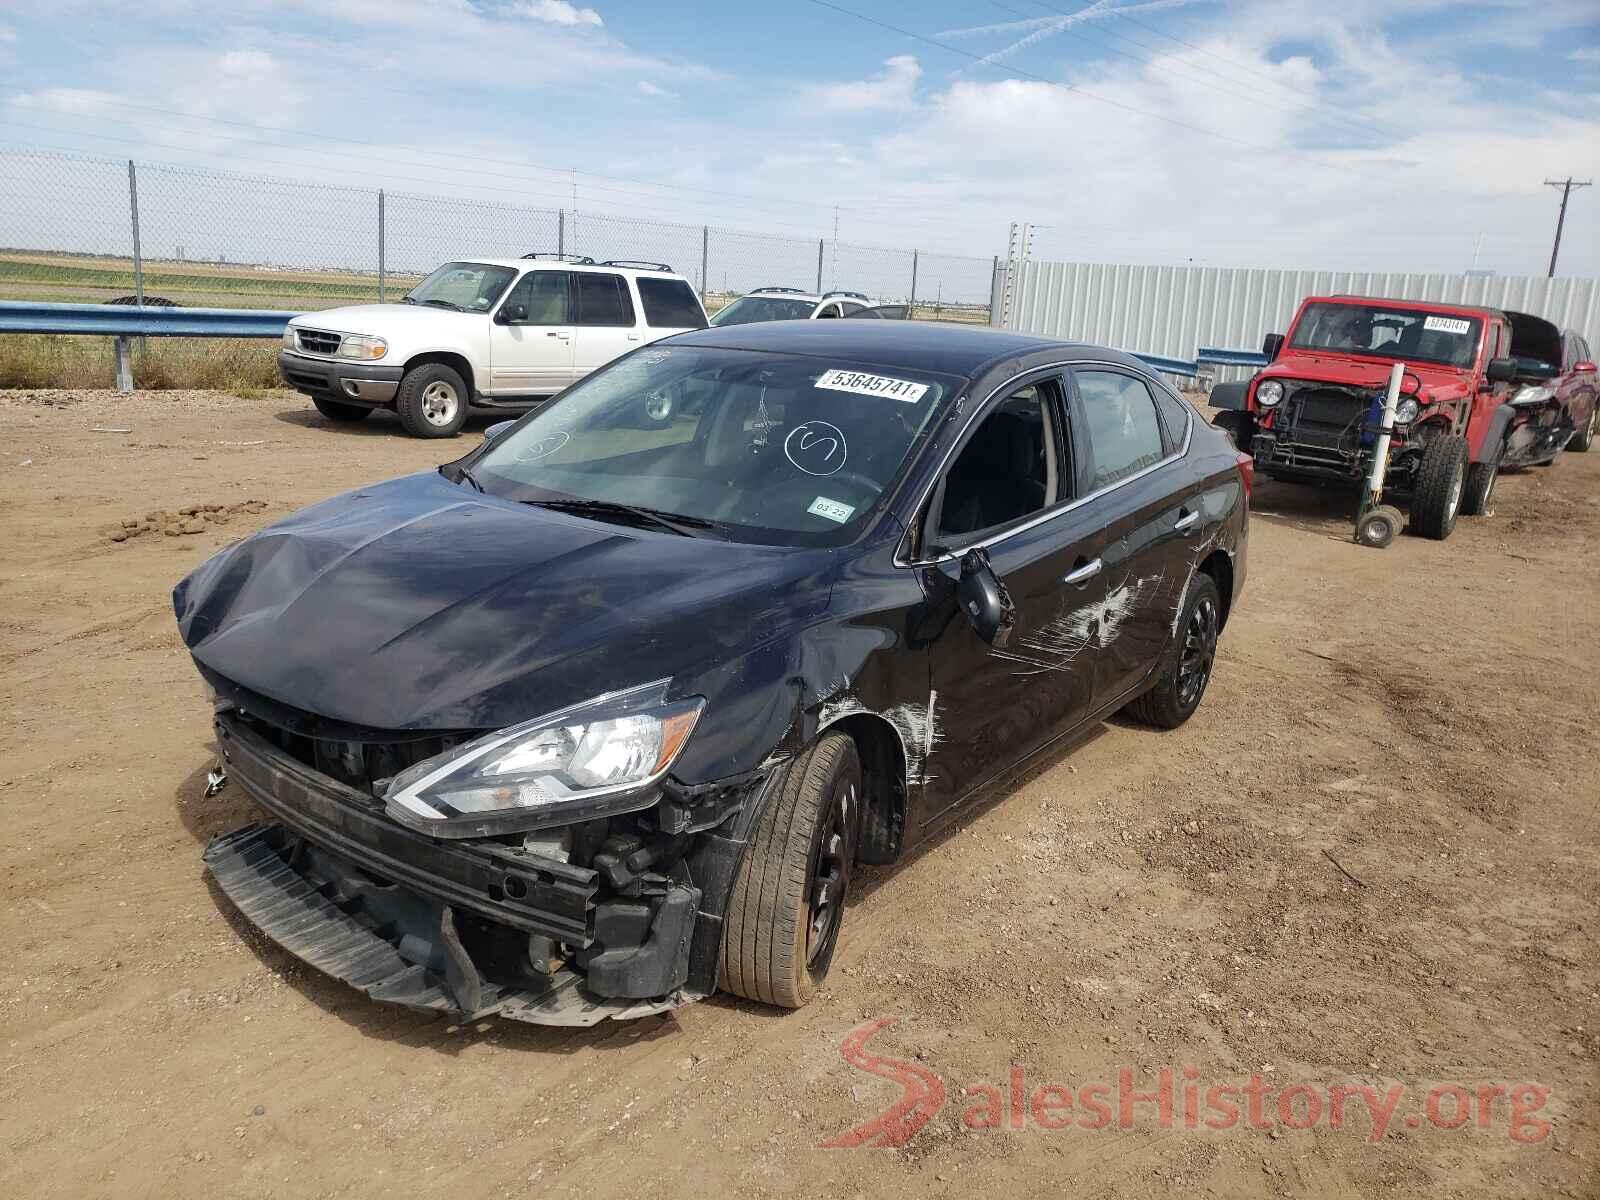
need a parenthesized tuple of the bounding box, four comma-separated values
(1197, 347, 1270, 369)
(0, 299, 300, 392)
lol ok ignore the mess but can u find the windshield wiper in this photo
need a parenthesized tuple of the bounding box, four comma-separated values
(522, 497, 727, 539)
(399, 295, 418, 305)
(440, 463, 485, 492)
(420, 298, 465, 311)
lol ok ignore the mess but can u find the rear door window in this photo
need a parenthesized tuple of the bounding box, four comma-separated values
(574, 272, 636, 327)
(636, 277, 707, 329)
(1071, 369, 1168, 492)
(1152, 387, 1193, 452)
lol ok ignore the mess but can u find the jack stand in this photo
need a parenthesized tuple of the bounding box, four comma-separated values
(1354, 362, 1407, 549)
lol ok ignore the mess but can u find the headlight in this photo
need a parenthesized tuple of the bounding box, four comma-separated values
(282, 325, 296, 350)
(1394, 396, 1420, 424)
(337, 334, 388, 360)
(384, 680, 703, 838)
(1256, 379, 1284, 407)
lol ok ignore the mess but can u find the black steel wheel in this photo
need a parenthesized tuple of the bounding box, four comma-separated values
(720, 732, 861, 1008)
(1124, 571, 1222, 730)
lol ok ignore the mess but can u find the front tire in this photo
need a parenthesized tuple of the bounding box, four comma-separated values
(311, 394, 371, 423)
(1410, 433, 1467, 540)
(1124, 572, 1221, 730)
(720, 732, 861, 1009)
(396, 364, 469, 438)
(1570, 404, 1596, 453)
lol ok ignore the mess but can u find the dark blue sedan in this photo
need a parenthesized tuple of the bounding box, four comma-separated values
(177, 319, 1250, 1024)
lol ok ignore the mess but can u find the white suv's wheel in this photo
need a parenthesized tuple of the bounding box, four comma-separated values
(397, 364, 469, 438)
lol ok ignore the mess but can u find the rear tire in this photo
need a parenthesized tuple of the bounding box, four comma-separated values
(396, 364, 469, 438)
(311, 394, 371, 423)
(1124, 572, 1221, 730)
(1409, 433, 1467, 540)
(720, 733, 861, 1009)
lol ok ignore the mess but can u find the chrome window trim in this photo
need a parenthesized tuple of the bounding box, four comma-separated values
(896, 357, 1191, 567)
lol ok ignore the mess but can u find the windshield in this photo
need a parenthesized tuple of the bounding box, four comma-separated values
(1288, 302, 1481, 368)
(473, 346, 959, 545)
(709, 296, 817, 326)
(405, 262, 517, 312)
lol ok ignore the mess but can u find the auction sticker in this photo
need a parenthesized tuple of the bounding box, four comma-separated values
(1422, 316, 1471, 336)
(815, 369, 928, 403)
(807, 496, 856, 523)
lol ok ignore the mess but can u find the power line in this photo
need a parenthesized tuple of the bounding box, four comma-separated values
(1014, 0, 1414, 146)
(1543, 177, 1592, 277)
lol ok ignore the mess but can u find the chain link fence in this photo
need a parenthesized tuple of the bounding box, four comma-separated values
(0, 148, 997, 319)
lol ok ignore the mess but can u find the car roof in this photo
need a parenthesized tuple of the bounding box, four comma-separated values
(745, 289, 824, 301)
(668, 318, 1131, 378)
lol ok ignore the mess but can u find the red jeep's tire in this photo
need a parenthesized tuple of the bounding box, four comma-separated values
(1461, 439, 1501, 517)
(1410, 434, 1467, 540)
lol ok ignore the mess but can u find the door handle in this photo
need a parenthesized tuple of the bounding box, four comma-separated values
(626, 333, 641, 341)
(1063, 558, 1102, 586)
(546, 331, 570, 339)
(1175, 510, 1200, 534)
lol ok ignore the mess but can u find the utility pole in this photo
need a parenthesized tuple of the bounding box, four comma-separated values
(1543, 177, 1591, 277)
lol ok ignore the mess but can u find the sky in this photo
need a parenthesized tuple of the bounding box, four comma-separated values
(1, 0, 1598, 284)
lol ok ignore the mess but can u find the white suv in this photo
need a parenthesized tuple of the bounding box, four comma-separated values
(278, 257, 708, 437)
(707, 287, 876, 326)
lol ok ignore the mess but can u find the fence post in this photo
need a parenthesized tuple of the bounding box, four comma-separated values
(127, 160, 143, 306)
(377, 189, 386, 302)
(988, 255, 1001, 326)
(816, 239, 824, 293)
(113, 336, 133, 394)
(558, 210, 565, 257)
(909, 250, 918, 314)
(700, 225, 709, 303)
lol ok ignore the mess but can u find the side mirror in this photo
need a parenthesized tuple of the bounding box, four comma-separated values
(495, 304, 528, 325)
(1486, 357, 1516, 384)
(484, 420, 516, 442)
(955, 547, 1016, 648)
(1261, 333, 1284, 360)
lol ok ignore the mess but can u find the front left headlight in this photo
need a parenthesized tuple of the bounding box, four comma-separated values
(1394, 396, 1420, 424)
(384, 680, 703, 838)
(337, 334, 388, 360)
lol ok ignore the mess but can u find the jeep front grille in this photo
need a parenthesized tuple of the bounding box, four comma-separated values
(296, 328, 342, 356)
(1286, 387, 1369, 451)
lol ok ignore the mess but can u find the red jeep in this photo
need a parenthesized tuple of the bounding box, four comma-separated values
(1212, 296, 1572, 539)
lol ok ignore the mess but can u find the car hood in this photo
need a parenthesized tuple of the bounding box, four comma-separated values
(174, 472, 835, 731)
(290, 304, 479, 338)
(1261, 350, 1474, 397)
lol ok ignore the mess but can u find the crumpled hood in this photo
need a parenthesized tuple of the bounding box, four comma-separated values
(1262, 351, 1474, 399)
(174, 472, 834, 731)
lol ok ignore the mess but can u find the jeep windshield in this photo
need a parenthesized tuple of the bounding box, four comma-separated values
(404, 262, 517, 312)
(1288, 302, 1481, 368)
(471, 346, 956, 546)
(709, 296, 817, 325)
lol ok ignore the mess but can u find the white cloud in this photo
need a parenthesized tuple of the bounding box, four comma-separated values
(637, 80, 677, 98)
(0, 25, 17, 44)
(1570, 47, 1600, 63)
(9, 87, 123, 116)
(517, 0, 603, 28)
(799, 55, 922, 114)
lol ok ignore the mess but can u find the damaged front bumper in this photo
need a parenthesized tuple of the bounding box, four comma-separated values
(204, 713, 708, 1025)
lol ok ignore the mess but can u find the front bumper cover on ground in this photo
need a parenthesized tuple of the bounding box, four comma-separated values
(203, 713, 701, 1025)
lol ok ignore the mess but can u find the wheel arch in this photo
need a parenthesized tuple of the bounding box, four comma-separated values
(1198, 549, 1235, 632)
(403, 350, 476, 399)
(821, 712, 908, 866)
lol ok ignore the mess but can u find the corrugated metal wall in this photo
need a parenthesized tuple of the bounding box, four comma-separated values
(1000, 261, 1600, 384)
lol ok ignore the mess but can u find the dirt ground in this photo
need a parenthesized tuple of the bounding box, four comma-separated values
(1, 387, 1596, 1199)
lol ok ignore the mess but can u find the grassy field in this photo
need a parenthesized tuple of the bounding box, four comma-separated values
(0, 250, 989, 389)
